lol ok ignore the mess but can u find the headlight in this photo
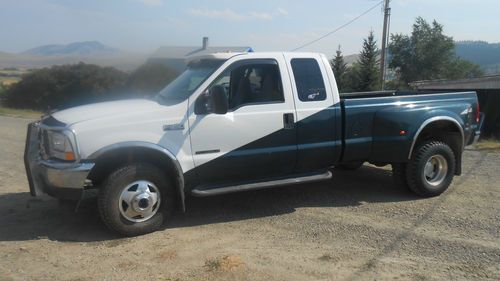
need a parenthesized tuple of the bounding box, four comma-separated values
(48, 131, 76, 161)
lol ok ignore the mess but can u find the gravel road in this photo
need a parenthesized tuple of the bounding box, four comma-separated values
(0, 115, 499, 281)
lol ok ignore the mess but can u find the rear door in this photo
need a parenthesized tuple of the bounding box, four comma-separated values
(283, 53, 340, 172)
(188, 55, 298, 186)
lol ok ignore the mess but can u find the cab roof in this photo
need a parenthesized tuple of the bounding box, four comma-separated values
(186, 51, 325, 64)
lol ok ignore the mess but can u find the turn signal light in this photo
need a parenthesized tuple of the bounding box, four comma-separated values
(399, 130, 407, 136)
(65, 152, 76, 161)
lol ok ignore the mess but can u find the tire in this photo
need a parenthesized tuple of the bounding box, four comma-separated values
(391, 163, 408, 188)
(336, 162, 364, 170)
(98, 163, 174, 236)
(406, 141, 456, 197)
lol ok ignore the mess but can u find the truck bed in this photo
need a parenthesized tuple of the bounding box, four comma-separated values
(338, 91, 478, 164)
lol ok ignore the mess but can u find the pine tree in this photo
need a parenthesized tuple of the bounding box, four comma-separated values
(331, 45, 347, 91)
(356, 31, 380, 91)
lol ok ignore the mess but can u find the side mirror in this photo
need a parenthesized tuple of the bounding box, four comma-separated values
(195, 85, 228, 115)
(209, 85, 228, 114)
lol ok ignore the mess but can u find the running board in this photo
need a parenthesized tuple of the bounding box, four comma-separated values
(191, 171, 332, 197)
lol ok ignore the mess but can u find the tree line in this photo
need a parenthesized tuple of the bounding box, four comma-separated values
(331, 17, 483, 92)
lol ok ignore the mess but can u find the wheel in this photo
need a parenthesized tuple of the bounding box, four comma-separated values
(98, 163, 174, 236)
(391, 163, 408, 188)
(336, 162, 364, 170)
(406, 141, 456, 197)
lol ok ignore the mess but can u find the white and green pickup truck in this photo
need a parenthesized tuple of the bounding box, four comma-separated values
(25, 51, 483, 236)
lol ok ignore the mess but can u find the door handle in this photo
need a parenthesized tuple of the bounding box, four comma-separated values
(283, 113, 295, 129)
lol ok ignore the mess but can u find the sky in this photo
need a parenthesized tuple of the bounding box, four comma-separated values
(1, 0, 499, 57)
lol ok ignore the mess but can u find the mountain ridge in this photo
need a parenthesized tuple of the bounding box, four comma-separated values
(22, 41, 118, 56)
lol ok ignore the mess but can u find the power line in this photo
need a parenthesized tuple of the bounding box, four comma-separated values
(291, 0, 384, 52)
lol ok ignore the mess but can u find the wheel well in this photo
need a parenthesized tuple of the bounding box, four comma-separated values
(413, 120, 463, 175)
(87, 147, 185, 210)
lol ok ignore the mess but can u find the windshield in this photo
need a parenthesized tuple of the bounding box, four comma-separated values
(156, 59, 225, 102)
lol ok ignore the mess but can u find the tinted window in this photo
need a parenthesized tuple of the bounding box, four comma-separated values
(291, 58, 326, 102)
(209, 61, 284, 110)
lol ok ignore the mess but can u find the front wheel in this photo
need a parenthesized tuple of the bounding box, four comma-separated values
(98, 163, 173, 236)
(406, 141, 456, 197)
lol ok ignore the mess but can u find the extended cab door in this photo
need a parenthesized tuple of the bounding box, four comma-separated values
(283, 53, 340, 172)
(187, 55, 297, 186)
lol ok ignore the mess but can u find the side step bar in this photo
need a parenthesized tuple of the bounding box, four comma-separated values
(191, 171, 332, 197)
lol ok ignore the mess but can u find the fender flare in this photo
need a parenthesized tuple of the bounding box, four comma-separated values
(88, 141, 186, 211)
(408, 116, 464, 159)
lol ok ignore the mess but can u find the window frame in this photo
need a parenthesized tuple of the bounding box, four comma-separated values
(290, 58, 328, 102)
(199, 59, 285, 114)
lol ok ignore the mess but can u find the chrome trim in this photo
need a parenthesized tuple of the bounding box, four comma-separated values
(163, 123, 185, 131)
(191, 171, 332, 197)
(43, 161, 95, 189)
(408, 116, 465, 159)
(88, 141, 186, 212)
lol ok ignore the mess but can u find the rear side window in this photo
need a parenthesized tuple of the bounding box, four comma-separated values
(290, 58, 326, 102)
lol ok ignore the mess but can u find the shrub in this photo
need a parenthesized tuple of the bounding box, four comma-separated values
(4, 63, 128, 111)
(126, 61, 179, 96)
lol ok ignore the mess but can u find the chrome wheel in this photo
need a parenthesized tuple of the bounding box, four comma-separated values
(118, 180, 161, 223)
(423, 155, 448, 187)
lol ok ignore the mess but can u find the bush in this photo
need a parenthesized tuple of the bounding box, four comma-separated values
(4, 63, 128, 111)
(126, 61, 179, 96)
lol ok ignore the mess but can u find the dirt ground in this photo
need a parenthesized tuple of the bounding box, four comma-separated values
(0, 115, 499, 281)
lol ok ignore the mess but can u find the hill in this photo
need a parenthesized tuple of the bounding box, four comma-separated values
(0, 51, 147, 72)
(22, 41, 118, 57)
(455, 41, 500, 75)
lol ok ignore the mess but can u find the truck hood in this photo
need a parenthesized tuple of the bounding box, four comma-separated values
(51, 99, 168, 125)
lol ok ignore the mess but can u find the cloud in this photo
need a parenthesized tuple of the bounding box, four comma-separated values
(248, 12, 273, 21)
(138, 0, 163, 6)
(188, 8, 276, 21)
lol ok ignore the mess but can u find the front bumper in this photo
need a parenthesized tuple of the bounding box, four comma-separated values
(24, 122, 94, 200)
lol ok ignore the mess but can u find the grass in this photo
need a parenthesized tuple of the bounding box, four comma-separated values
(0, 106, 42, 119)
(0, 69, 25, 86)
(0, 77, 21, 86)
(475, 139, 500, 151)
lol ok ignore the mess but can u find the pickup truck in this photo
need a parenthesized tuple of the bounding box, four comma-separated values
(24, 52, 483, 236)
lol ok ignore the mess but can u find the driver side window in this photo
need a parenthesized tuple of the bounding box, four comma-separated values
(209, 61, 284, 111)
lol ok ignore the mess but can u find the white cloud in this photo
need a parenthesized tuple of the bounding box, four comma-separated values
(249, 12, 273, 21)
(138, 0, 163, 6)
(188, 8, 276, 21)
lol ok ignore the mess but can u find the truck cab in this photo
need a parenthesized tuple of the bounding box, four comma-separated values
(25, 52, 483, 236)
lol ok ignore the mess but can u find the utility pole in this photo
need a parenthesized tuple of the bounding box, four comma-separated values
(380, 0, 391, 90)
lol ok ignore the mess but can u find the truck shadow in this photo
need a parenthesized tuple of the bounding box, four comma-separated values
(0, 166, 418, 242)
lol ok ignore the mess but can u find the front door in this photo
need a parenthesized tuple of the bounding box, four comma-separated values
(188, 58, 297, 186)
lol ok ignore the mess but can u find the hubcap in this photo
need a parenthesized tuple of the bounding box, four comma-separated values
(423, 154, 448, 187)
(118, 180, 161, 223)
